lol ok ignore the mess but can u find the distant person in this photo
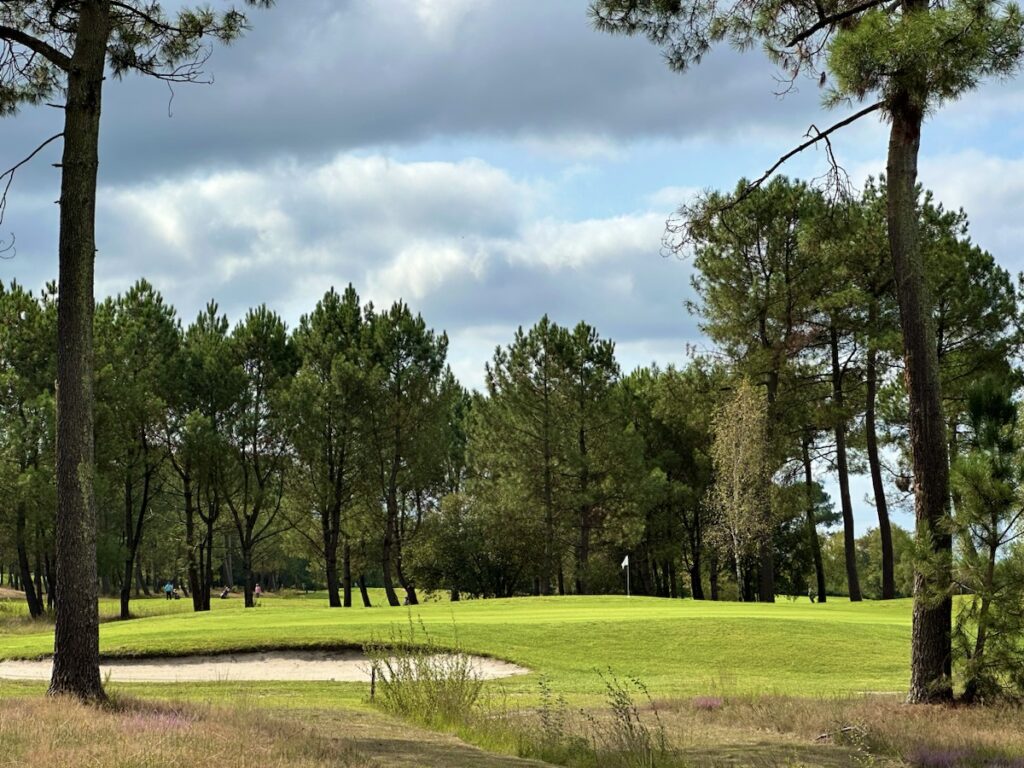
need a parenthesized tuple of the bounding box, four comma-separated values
(254, 583, 262, 602)
(220, 585, 230, 599)
(163, 581, 174, 600)
(808, 587, 816, 604)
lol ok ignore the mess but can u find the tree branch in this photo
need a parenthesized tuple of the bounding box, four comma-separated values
(732, 101, 883, 208)
(787, 0, 891, 47)
(0, 131, 64, 256)
(0, 24, 70, 69)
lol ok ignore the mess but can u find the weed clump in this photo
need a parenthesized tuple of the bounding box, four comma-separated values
(363, 617, 483, 729)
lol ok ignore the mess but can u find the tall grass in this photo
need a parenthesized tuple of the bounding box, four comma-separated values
(363, 617, 484, 728)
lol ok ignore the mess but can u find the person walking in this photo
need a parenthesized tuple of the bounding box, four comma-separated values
(254, 583, 262, 604)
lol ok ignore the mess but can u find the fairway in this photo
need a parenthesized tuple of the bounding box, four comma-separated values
(0, 595, 912, 701)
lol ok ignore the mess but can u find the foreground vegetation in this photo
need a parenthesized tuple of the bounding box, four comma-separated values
(5, 594, 1024, 766)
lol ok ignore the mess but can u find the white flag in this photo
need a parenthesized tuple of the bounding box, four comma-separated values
(621, 555, 629, 569)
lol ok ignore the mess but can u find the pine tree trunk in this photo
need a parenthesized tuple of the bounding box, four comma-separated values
(802, 435, 827, 604)
(325, 539, 341, 608)
(381, 499, 401, 606)
(358, 574, 372, 607)
(830, 325, 862, 602)
(342, 539, 352, 608)
(889, 81, 953, 704)
(16, 502, 43, 618)
(184, 474, 203, 611)
(49, 0, 111, 702)
(865, 334, 896, 600)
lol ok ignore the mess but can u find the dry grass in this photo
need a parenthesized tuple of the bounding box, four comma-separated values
(649, 694, 1024, 767)
(0, 695, 370, 768)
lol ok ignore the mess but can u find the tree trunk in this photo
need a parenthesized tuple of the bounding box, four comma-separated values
(802, 435, 827, 604)
(49, 0, 111, 702)
(865, 334, 896, 600)
(342, 539, 352, 608)
(358, 574, 372, 607)
(830, 325, 862, 602)
(325, 538, 341, 608)
(709, 550, 719, 601)
(16, 503, 44, 619)
(889, 82, 953, 704)
(962, 541, 997, 704)
(184, 473, 203, 611)
(242, 545, 253, 608)
(381, 500, 400, 607)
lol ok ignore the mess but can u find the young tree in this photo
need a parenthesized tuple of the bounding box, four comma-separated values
(951, 376, 1024, 703)
(708, 379, 771, 600)
(0, 0, 271, 700)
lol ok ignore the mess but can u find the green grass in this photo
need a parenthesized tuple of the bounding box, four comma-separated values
(1, 593, 913, 702)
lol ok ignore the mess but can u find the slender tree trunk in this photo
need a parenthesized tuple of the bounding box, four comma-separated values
(830, 326, 862, 602)
(802, 435, 827, 604)
(358, 574, 372, 607)
(381, 498, 400, 606)
(889, 79, 953, 704)
(342, 539, 352, 608)
(689, 541, 705, 600)
(962, 541, 997, 704)
(184, 474, 203, 611)
(45, 552, 57, 610)
(541, 438, 555, 597)
(242, 542, 254, 608)
(49, 0, 111, 702)
(16, 502, 43, 618)
(865, 332, 896, 600)
(325, 539, 341, 608)
(709, 550, 719, 601)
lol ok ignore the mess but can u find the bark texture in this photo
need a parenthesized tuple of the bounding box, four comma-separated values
(888, 83, 953, 703)
(49, 0, 111, 702)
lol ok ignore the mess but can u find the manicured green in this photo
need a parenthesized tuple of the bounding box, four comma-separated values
(0, 594, 912, 704)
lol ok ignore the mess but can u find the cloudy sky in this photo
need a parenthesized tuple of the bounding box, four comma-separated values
(2, 0, 1022, 531)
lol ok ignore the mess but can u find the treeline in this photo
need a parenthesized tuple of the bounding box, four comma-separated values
(2, 178, 1022, 691)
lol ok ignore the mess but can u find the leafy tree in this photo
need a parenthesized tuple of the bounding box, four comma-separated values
(94, 280, 180, 619)
(0, 282, 57, 617)
(0, 0, 271, 700)
(590, 0, 1024, 702)
(475, 317, 568, 596)
(708, 379, 771, 600)
(287, 286, 366, 608)
(951, 375, 1024, 702)
(223, 305, 295, 608)
(168, 302, 243, 611)
(687, 177, 824, 601)
(362, 301, 450, 606)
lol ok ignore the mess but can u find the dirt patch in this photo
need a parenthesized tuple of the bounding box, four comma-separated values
(0, 649, 529, 684)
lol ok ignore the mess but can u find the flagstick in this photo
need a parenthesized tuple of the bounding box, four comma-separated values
(627, 562, 630, 598)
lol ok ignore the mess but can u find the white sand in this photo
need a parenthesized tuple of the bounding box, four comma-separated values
(0, 649, 529, 683)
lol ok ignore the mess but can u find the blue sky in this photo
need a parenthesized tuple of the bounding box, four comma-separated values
(2, 0, 1021, 534)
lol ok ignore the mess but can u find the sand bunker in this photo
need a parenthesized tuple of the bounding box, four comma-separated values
(0, 649, 529, 683)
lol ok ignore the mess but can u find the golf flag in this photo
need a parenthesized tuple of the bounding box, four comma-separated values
(621, 555, 629, 569)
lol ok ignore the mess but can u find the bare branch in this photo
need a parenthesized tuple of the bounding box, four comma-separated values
(0, 131, 64, 256)
(731, 101, 883, 207)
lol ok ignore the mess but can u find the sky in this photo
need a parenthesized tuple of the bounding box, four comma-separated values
(2, 0, 1023, 534)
